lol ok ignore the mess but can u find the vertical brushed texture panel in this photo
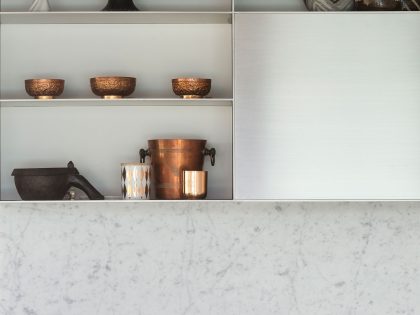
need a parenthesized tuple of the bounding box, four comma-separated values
(235, 13, 420, 199)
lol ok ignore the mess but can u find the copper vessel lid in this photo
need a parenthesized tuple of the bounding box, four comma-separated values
(148, 139, 206, 142)
(148, 139, 207, 145)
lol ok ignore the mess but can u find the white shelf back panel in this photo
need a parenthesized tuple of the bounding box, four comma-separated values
(1, 106, 232, 200)
(1, 0, 231, 12)
(235, 0, 307, 11)
(1, 24, 232, 98)
(235, 13, 420, 199)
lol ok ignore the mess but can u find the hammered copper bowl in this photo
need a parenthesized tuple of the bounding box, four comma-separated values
(172, 78, 211, 99)
(25, 79, 65, 99)
(90, 76, 136, 99)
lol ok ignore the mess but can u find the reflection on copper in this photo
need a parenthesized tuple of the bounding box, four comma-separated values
(183, 171, 207, 199)
(140, 139, 215, 200)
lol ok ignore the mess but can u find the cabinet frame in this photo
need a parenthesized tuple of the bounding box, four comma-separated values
(1, 1, 420, 202)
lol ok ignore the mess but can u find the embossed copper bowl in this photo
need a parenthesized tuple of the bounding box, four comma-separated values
(172, 78, 211, 99)
(90, 76, 136, 99)
(25, 79, 65, 99)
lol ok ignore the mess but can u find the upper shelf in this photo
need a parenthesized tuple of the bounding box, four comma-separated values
(0, 11, 417, 25)
(0, 98, 233, 107)
(0, 11, 232, 24)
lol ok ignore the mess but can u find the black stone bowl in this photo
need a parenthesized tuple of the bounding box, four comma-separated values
(12, 161, 104, 201)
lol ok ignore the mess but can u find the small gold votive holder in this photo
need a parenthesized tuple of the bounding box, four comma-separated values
(182, 170, 207, 200)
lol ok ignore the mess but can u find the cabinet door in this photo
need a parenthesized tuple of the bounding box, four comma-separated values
(234, 13, 420, 200)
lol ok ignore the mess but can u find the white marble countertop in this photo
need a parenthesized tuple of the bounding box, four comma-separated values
(1, 201, 419, 315)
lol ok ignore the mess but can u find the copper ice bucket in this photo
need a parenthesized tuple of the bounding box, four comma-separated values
(140, 139, 216, 200)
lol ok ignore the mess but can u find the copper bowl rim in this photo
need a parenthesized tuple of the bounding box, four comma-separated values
(25, 79, 65, 83)
(148, 139, 207, 142)
(147, 139, 208, 149)
(90, 76, 136, 81)
(172, 78, 211, 83)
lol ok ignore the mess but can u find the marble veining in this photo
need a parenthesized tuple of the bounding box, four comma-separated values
(0, 202, 420, 315)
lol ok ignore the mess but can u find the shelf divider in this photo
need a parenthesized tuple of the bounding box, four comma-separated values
(0, 98, 233, 107)
(0, 11, 233, 24)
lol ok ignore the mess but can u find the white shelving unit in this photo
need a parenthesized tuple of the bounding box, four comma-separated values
(0, 0, 234, 201)
(1, 0, 419, 202)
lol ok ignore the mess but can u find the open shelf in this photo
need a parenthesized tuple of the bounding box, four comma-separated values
(0, 11, 233, 201)
(0, 11, 232, 24)
(1, 23, 232, 99)
(0, 98, 233, 107)
(1, 105, 233, 200)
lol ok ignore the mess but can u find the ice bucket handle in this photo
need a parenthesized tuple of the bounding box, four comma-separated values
(139, 148, 150, 163)
(140, 147, 215, 166)
(204, 148, 216, 166)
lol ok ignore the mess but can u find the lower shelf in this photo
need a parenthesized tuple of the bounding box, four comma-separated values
(1, 104, 233, 200)
(1, 199, 419, 204)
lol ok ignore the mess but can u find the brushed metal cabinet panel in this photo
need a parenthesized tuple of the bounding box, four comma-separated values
(235, 13, 420, 200)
